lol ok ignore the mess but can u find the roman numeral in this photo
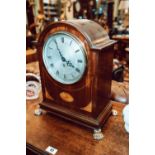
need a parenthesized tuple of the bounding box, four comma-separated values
(61, 37, 64, 43)
(77, 59, 83, 63)
(71, 74, 75, 78)
(56, 70, 59, 75)
(50, 63, 54, 67)
(48, 46, 53, 49)
(64, 74, 66, 79)
(75, 49, 80, 53)
(47, 56, 52, 59)
(75, 68, 80, 73)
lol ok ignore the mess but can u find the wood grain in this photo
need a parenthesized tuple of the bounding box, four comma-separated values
(26, 97, 129, 155)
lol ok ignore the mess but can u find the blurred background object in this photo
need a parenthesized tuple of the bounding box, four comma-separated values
(26, 0, 129, 104)
(123, 104, 129, 133)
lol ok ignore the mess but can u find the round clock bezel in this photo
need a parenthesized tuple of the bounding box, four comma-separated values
(42, 31, 88, 85)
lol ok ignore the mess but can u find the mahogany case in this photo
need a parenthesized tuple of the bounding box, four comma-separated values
(37, 19, 116, 129)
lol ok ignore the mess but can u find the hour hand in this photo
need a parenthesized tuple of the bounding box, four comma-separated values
(66, 60, 74, 68)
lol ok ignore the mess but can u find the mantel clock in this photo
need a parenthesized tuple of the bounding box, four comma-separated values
(37, 19, 116, 139)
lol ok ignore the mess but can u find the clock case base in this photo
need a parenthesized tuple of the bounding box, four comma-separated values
(39, 100, 112, 129)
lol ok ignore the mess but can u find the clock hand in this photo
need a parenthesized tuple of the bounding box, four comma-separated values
(54, 39, 66, 62)
(54, 39, 59, 50)
(54, 39, 74, 67)
(66, 60, 74, 68)
(58, 49, 66, 62)
(59, 50, 66, 62)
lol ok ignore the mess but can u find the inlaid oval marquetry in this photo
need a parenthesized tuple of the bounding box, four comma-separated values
(60, 92, 74, 103)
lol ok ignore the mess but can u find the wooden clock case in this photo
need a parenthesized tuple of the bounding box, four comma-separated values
(37, 19, 116, 131)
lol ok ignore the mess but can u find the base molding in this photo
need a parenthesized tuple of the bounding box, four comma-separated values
(39, 100, 112, 129)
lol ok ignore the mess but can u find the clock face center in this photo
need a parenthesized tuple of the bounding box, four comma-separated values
(43, 32, 87, 84)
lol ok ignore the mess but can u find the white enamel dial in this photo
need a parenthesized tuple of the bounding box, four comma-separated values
(43, 32, 87, 84)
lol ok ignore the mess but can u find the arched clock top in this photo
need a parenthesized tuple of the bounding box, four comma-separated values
(64, 19, 115, 50)
(38, 19, 116, 51)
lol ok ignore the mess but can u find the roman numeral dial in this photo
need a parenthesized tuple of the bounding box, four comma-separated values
(43, 32, 87, 84)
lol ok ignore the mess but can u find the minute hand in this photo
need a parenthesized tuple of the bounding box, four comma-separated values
(54, 39, 66, 62)
(54, 40, 74, 67)
(59, 50, 66, 62)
